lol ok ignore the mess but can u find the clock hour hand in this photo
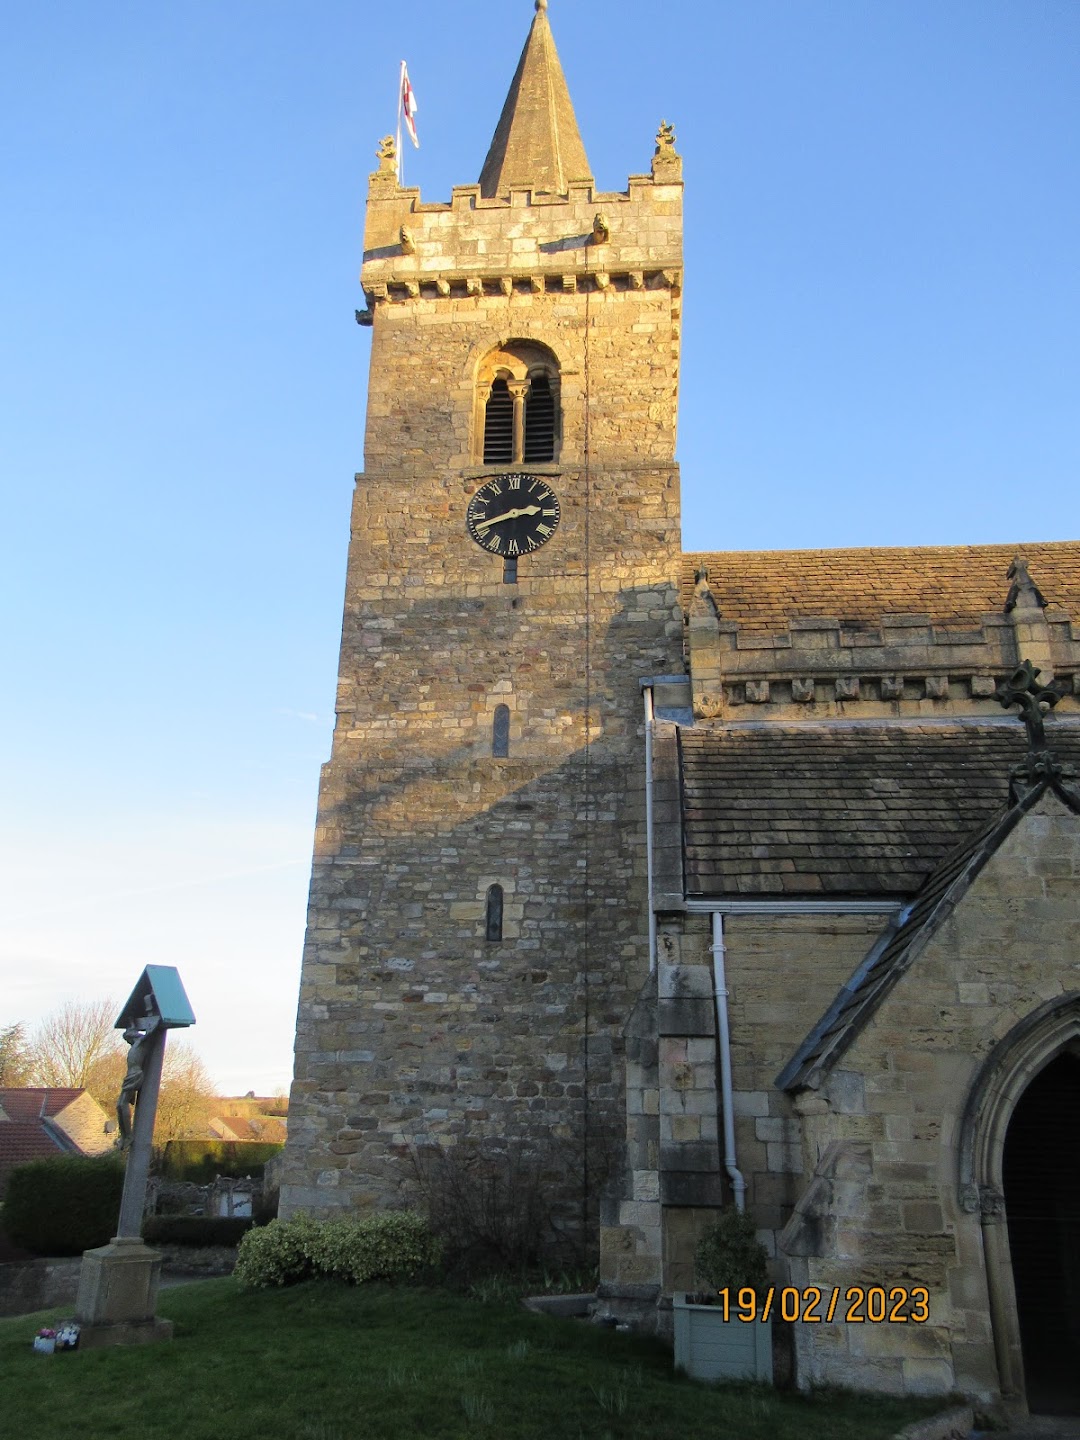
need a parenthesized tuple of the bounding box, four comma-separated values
(473, 503, 541, 534)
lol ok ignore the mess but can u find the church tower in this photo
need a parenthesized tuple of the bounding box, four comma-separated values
(283, 1, 684, 1248)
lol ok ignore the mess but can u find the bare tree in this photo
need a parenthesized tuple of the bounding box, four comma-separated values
(29, 998, 123, 1091)
(0, 1022, 35, 1086)
(26, 999, 216, 1143)
(154, 1040, 215, 1144)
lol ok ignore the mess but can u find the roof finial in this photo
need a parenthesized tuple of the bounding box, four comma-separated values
(535, 0, 548, 11)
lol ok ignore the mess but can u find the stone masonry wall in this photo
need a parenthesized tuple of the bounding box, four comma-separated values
(283, 153, 685, 1247)
(599, 910, 893, 1306)
(785, 791, 1080, 1400)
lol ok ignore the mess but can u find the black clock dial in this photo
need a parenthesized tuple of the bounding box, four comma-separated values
(466, 473, 561, 558)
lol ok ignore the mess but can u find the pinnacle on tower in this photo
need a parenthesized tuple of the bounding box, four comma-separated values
(478, 0, 593, 199)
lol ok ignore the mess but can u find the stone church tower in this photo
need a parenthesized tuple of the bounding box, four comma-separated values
(282, 1, 685, 1242)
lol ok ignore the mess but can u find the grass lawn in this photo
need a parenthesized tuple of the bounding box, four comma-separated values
(2, 1278, 946, 1440)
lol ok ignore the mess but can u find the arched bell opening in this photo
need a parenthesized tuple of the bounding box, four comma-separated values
(475, 340, 561, 465)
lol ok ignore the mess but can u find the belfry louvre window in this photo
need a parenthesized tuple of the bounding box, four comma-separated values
(475, 341, 560, 465)
(483, 379, 515, 464)
(523, 375, 555, 462)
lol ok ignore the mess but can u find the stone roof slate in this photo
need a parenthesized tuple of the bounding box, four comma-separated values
(776, 777, 1080, 1091)
(680, 541, 1080, 632)
(680, 720, 1080, 897)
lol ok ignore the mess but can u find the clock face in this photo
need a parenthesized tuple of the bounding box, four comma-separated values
(466, 473, 561, 558)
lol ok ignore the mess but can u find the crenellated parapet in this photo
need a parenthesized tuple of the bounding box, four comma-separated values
(360, 170, 682, 314)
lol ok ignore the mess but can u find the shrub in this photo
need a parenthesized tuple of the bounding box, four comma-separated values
(694, 1207, 770, 1297)
(156, 1140, 284, 1182)
(234, 1211, 441, 1290)
(234, 1215, 319, 1288)
(307, 1211, 442, 1285)
(2, 1155, 125, 1256)
(142, 1215, 254, 1248)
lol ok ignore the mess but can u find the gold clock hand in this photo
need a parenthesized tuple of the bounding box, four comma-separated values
(473, 504, 541, 534)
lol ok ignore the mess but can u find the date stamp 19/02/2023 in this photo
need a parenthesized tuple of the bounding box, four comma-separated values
(709, 1286, 930, 1324)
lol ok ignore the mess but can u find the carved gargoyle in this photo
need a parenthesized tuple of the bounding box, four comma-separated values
(1004, 557, 1047, 613)
(655, 119, 677, 154)
(377, 134, 397, 174)
(591, 213, 610, 245)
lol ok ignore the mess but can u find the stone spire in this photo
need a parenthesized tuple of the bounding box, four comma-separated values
(478, 1, 593, 199)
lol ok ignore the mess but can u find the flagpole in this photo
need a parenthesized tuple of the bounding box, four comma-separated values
(396, 60, 405, 185)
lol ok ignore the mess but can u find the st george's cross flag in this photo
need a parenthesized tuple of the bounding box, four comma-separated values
(400, 62, 419, 149)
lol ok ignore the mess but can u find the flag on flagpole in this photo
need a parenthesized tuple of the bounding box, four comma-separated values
(400, 62, 419, 149)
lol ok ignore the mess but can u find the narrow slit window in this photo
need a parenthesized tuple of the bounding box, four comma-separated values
(523, 374, 555, 462)
(483, 379, 514, 464)
(485, 884, 504, 942)
(492, 705, 510, 757)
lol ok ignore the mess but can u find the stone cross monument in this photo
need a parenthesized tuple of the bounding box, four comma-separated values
(75, 965, 195, 1348)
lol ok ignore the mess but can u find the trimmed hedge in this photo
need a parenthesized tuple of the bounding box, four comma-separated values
(2, 1155, 125, 1256)
(156, 1140, 283, 1182)
(142, 1215, 254, 1248)
(234, 1211, 441, 1290)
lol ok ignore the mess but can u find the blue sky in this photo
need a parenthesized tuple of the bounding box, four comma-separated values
(2, 1, 1077, 1094)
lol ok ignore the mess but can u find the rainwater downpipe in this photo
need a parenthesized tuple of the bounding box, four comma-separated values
(643, 685, 657, 973)
(711, 911, 747, 1211)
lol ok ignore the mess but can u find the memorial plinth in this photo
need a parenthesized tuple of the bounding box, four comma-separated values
(75, 1237, 173, 1347)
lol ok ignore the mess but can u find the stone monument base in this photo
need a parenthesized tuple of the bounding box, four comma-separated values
(75, 1236, 172, 1349)
(77, 1316, 174, 1348)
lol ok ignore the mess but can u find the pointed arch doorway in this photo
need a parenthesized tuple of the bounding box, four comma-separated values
(1002, 1051, 1080, 1415)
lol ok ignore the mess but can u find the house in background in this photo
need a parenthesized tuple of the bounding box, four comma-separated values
(207, 1094, 288, 1145)
(0, 1088, 114, 1192)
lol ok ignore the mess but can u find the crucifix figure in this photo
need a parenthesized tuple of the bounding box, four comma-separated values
(116, 1006, 162, 1151)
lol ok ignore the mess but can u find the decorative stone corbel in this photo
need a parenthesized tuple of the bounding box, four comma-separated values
(498, 277, 513, 296)
(562, 274, 577, 293)
(466, 278, 482, 297)
(594, 272, 611, 290)
(403, 280, 419, 298)
(925, 675, 949, 699)
(791, 678, 815, 704)
(435, 278, 451, 297)
(880, 676, 904, 700)
(628, 271, 644, 290)
(529, 276, 544, 293)
(835, 676, 860, 701)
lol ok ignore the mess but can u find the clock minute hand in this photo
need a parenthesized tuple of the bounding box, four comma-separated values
(473, 504, 541, 534)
